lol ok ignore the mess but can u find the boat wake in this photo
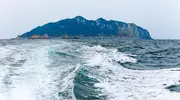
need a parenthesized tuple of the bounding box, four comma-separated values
(0, 39, 180, 100)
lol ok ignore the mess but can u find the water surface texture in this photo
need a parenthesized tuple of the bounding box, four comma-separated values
(0, 39, 180, 100)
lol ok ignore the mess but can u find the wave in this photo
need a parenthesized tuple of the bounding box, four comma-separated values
(1, 40, 180, 100)
(71, 44, 180, 100)
(73, 45, 137, 99)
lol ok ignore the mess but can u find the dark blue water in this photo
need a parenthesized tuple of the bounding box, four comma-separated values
(0, 39, 180, 100)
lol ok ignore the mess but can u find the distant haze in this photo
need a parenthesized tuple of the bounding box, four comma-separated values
(0, 0, 180, 39)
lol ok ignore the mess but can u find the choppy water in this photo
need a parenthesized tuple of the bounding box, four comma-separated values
(0, 39, 180, 100)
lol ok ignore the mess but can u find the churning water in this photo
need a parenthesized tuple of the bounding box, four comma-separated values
(0, 39, 180, 100)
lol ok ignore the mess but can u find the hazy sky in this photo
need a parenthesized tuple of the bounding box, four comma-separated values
(0, 0, 180, 39)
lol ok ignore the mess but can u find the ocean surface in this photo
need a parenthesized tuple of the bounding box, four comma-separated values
(0, 39, 180, 100)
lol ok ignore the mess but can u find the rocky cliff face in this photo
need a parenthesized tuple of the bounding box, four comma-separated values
(20, 16, 152, 39)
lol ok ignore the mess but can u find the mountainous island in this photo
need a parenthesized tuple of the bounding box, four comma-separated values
(20, 16, 152, 39)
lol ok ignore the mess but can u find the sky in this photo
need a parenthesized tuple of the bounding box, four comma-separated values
(0, 0, 180, 39)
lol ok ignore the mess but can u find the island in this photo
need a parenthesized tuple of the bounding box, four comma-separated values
(19, 16, 152, 39)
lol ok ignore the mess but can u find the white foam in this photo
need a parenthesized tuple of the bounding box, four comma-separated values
(0, 46, 14, 59)
(1, 41, 180, 100)
(83, 45, 180, 100)
(0, 41, 61, 100)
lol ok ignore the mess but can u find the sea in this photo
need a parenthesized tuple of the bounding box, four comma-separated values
(0, 38, 180, 100)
